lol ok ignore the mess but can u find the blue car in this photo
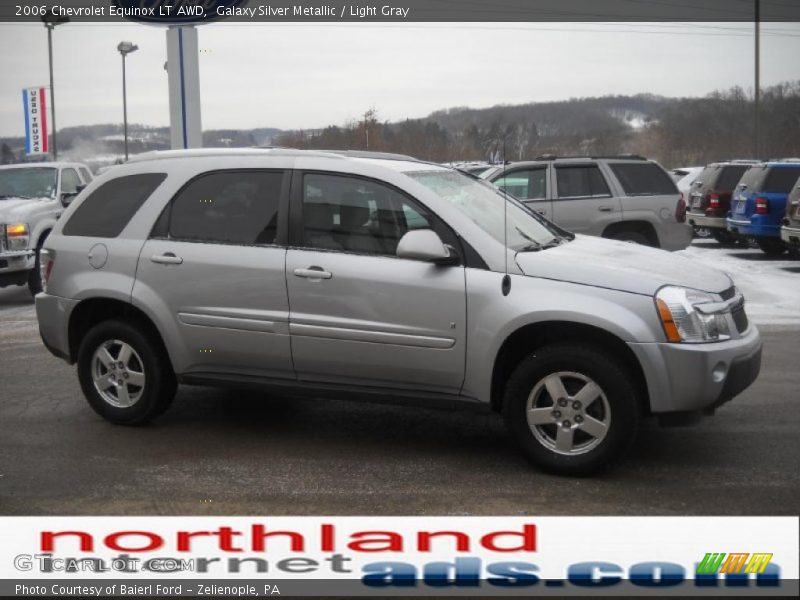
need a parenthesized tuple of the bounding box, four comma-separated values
(727, 161, 800, 255)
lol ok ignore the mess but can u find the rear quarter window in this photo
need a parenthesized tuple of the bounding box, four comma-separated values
(62, 173, 167, 238)
(737, 166, 767, 191)
(716, 165, 750, 191)
(762, 167, 800, 194)
(609, 163, 678, 196)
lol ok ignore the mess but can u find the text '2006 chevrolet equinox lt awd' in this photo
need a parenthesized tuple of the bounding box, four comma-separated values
(35, 149, 762, 475)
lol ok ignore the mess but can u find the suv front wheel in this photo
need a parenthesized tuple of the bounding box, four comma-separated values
(77, 320, 177, 424)
(503, 343, 640, 475)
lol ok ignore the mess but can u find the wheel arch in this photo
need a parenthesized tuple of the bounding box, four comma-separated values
(602, 220, 659, 247)
(67, 297, 171, 366)
(490, 320, 650, 416)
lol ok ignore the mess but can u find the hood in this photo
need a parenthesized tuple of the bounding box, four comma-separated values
(515, 235, 731, 296)
(0, 197, 46, 221)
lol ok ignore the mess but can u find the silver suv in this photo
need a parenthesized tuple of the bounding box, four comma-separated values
(36, 149, 761, 475)
(483, 155, 692, 250)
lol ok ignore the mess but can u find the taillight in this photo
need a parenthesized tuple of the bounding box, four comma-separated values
(755, 197, 769, 215)
(40, 249, 54, 292)
(676, 194, 686, 223)
(709, 193, 720, 209)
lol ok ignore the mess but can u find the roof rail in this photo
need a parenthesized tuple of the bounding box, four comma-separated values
(324, 149, 421, 162)
(533, 154, 648, 161)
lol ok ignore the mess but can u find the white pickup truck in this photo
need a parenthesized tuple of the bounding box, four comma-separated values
(0, 162, 93, 295)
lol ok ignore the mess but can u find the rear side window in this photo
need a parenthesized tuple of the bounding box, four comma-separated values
(762, 167, 800, 194)
(555, 165, 610, 198)
(60, 168, 81, 194)
(609, 163, 677, 196)
(168, 170, 283, 245)
(62, 173, 166, 237)
(79, 167, 93, 182)
(716, 166, 749, 191)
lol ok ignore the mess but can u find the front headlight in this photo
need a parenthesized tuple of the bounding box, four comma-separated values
(3, 223, 30, 252)
(655, 286, 731, 343)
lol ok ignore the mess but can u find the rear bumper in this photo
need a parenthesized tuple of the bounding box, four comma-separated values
(686, 214, 727, 229)
(628, 324, 762, 414)
(35, 292, 78, 363)
(780, 225, 800, 247)
(658, 223, 694, 251)
(727, 217, 781, 238)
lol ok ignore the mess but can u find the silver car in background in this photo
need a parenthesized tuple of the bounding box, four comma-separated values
(36, 149, 761, 475)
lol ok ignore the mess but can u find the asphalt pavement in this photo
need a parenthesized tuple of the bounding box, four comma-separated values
(1, 244, 799, 516)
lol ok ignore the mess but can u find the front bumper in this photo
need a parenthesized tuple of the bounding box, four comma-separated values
(686, 213, 727, 229)
(780, 225, 800, 247)
(35, 292, 78, 363)
(0, 249, 35, 277)
(628, 324, 762, 414)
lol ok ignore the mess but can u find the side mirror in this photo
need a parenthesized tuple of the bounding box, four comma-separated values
(396, 229, 458, 265)
(61, 192, 78, 207)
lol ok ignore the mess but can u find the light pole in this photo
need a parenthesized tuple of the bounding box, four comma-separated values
(117, 41, 139, 161)
(41, 10, 69, 160)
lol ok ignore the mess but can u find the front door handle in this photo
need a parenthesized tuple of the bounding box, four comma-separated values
(598, 205, 613, 212)
(534, 209, 547, 215)
(151, 252, 183, 265)
(294, 266, 332, 280)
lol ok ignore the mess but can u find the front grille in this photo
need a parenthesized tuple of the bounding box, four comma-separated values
(732, 304, 749, 334)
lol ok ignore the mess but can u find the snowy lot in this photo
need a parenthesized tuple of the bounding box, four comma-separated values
(679, 239, 800, 327)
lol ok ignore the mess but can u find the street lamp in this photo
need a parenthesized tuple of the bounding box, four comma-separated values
(117, 41, 139, 161)
(41, 10, 69, 160)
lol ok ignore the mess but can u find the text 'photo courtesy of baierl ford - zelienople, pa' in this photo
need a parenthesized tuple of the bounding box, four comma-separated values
(0, 0, 799, 598)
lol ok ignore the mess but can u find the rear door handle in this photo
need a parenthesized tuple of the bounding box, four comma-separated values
(151, 252, 183, 265)
(598, 206, 613, 212)
(294, 266, 332, 280)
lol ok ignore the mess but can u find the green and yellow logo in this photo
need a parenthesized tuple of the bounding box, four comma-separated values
(697, 553, 773, 575)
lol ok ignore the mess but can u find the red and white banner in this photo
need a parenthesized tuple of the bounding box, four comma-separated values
(22, 87, 48, 155)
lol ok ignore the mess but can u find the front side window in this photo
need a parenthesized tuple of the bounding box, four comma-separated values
(168, 171, 283, 245)
(79, 167, 93, 182)
(407, 170, 561, 251)
(0, 167, 57, 200)
(609, 163, 677, 196)
(555, 165, 611, 199)
(63, 173, 167, 238)
(495, 168, 547, 201)
(301, 173, 434, 256)
(61, 168, 81, 194)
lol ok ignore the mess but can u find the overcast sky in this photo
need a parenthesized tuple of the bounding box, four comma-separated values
(1, 21, 799, 137)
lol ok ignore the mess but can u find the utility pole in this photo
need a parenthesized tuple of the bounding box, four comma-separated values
(754, 0, 760, 159)
(117, 41, 139, 161)
(41, 10, 69, 160)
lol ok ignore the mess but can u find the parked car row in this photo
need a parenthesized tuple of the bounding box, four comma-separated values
(685, 159, 800, 256)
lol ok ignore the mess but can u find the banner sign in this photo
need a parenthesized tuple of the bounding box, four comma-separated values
(0, 516, 797, 596)
(21, 87, 48, 156)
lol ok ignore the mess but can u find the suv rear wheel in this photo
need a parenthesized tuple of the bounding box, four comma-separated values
(610, 230, 650, 246)
(77, 320, 176, 424)
(756, 237, 786, 256)
(503, 343, 640, 475)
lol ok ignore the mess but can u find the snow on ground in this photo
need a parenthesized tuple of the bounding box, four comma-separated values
(678, 239, 800, 327)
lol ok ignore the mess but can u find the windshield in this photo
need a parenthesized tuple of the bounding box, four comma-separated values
(0, 168, 58, 200)
(406, 169, 564, 251)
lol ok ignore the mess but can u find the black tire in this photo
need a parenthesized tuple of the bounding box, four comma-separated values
(610, 230, 649, 246)
(756, 237, 786, 256)
(711, 229, 737, 247)
(77, 319, 176, 425)
(502, 343, 640, 476)
(27, 242, 44, 296)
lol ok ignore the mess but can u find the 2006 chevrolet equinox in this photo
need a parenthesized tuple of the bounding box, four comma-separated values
(35, 149, 762, 475)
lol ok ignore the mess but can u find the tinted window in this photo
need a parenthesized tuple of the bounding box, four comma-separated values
(495, 168, 547, 200)
(716, 166, 749, 191)
(169, 171, 283, 245)
(302, 173, 441, 256)
(762, 167, 800, 194)
(737, 166, 767, 190)
(609, 163, 677, 195)
(556, 165, 610, 198)
(61, 168, 81, 194)
(63, 173, 166, 237)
